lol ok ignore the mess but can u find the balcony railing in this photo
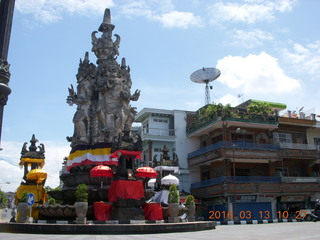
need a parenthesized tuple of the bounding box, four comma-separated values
(191, 176, 320, 189)
(191, 176, 281, 189)
(282, 177, 319, 183)
(187, 114, 277, 134)
(188, 141, 279, 159)
(139, 127, 175, 137)
(279, 142, 319, 150)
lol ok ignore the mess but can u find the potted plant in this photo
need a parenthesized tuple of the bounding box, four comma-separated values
(168, 184, 180, 223)
(74, 184, 88, 224)
(17, 191, 29, 223)
(185, 195, 195, 222)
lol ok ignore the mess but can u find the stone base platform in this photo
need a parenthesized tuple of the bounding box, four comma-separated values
(0, 221, 216, 234)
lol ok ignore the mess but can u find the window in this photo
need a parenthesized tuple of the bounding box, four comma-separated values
(273, 132, 292, 147)
(275, 167, 288, 177)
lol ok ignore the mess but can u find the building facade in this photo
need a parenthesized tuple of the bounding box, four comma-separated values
(134, 108, 191, 192)
(187, 100, 320, 221)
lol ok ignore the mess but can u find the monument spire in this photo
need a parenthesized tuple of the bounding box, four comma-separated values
(0, 0, 15, 149)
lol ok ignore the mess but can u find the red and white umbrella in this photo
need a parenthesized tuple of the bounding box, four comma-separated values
(135, 166, 157, 178)
(90, 165, 113, 177)
(90, 165, 113, 189)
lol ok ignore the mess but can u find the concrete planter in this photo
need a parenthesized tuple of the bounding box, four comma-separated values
(168, 203, 179, 223)
(186, 205, 195, 222)
(74, 202, 88, 224)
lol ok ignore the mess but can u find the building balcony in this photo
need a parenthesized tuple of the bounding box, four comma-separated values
(279, 142, 319, 150)
(190, 176, 320, 199)
(188, 141, 279, 159)
(279, 143, 319, 159)
(187, 114, 278, 136)
(138, 127, 176, 141)
(281, 177, 320, 183)
(191, 176, 282, 189)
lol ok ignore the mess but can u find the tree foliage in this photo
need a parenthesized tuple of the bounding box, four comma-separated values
(0, 190, 8, 208)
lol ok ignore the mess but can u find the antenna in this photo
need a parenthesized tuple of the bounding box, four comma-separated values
(190, 67, 221, 105)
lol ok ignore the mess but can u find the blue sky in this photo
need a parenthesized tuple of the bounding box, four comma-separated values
(0, 0, 319, 192)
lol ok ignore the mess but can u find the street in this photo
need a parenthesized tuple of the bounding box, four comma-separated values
(0, 221, 319, 240)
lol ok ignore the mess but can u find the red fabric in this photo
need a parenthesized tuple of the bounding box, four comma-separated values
(143, 203, 163, 220)
(93, 202, 113, 221)
(108, 180, 145, 202)
(136, 166, 157, 178)
(110, 150, 142, 159)
(90, 165, 113, 177)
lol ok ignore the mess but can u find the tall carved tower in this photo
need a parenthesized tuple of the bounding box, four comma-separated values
(66, 9, 141, 171)
(0, 0, 15, 149)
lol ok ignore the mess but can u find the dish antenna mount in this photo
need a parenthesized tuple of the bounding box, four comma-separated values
(190, 67, 221, 105)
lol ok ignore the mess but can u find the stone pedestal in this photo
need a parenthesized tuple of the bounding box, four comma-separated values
(111, 207, 145, 223)
(76, 217, 87, 224)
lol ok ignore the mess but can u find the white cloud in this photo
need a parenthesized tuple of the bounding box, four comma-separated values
(282, 41, 320, 80)
(16, 0, 114, 23)
(218, 94, 240, 107)
(0, 161, 23, 193)
(0, 140, 70, 192)
(216, 52, 301, 96)
(155, 11, 202, 29)
(231, 29, 274, 48)
(209, 0, 297, 25)
(119, 0, 202, 29)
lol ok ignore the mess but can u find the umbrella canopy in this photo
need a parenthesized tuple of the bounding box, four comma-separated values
(147, 178, 156, 187)
(90, 165, 113, 178)
(26, 169, 47, 183)
(161, 174, 179, 186)
(135, 166, 157, 178)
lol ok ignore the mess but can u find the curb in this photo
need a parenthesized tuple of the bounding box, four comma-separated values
(0, 221, 216, 234)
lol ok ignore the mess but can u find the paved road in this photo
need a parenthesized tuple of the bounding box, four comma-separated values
(0, 222, 319, 240)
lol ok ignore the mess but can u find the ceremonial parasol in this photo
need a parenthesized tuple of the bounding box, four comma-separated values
(147, 178, 156, 188)
(90, 165, 113, 188)
(161, 174, 179, 186)
(135, 166, 157, 178)
(26, 169, 47, 184)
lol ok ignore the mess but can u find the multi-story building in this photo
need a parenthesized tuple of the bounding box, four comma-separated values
(134, 108, 191, 192)
(187, 99, 320, 221)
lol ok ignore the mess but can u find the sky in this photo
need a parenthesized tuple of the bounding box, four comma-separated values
(0, 0, 319, 192)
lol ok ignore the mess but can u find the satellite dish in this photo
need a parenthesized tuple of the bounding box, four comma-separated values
(190, 67, 221, 105)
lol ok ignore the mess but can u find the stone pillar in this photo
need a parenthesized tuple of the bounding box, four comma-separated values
(0, 0, 15, 148)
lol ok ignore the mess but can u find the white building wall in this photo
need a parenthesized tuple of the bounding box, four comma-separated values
(173, 110, 191, 192)
(306, 122, 320, 145)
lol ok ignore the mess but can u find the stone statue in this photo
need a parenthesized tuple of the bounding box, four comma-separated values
(67, 8, 141, 148)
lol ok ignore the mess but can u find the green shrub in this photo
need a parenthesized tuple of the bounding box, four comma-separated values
(168, 185, 179, 203)
(185, 195, 195, 205)
(75, 184, 88, 202)
(19, 191, 29, 203)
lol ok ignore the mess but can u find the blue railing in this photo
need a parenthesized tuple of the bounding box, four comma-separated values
(188, 141, 279, 159)
(191, 176, 281, 189)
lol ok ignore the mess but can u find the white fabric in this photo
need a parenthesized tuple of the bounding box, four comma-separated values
(154, 166, 180, 173)
(161, 174, 179, 185)
(152, 190, 169, 204)
(147, 178, 156, 187)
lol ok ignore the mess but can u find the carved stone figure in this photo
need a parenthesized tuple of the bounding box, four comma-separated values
(67, 8, 140, 148)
